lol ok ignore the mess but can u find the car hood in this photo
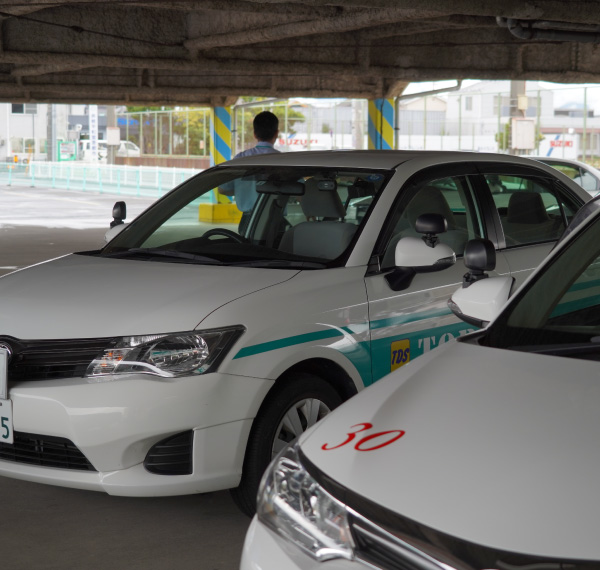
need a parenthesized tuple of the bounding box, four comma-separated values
(0, 254, 298, 338)
(302, 340, 600, 560)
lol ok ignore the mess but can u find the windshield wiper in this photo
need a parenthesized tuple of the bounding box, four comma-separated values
(231, 259, 327, 269)
(101, 248, 224, 265)
(510, 341, 600, 358)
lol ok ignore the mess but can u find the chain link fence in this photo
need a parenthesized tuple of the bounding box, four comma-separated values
(114, 85, 600, 166)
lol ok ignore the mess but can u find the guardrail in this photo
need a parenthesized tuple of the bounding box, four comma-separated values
(0, 162, 202, 198)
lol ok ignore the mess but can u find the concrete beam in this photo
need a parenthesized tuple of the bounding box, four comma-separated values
(0, 1, 596, 103)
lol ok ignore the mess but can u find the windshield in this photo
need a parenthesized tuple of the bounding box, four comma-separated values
(485, 212, 600, 360)
(100, 165, 390, 268)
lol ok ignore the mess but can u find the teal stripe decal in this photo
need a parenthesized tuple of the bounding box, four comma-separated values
(233, 309, 453, 361)
(233, 329, 343, 359)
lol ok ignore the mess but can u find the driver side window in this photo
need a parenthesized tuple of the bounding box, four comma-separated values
(381, 175, 483, 269)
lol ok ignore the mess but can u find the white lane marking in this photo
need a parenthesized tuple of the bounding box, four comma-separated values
(2, 190, 103, 206)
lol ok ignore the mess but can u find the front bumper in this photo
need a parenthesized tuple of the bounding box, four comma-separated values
(0, 371, 272, 496)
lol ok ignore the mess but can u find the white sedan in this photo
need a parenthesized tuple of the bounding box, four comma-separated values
(533, 156, 600, 196)
(0, 150, 588, 515)
(242, 196, 600, 568)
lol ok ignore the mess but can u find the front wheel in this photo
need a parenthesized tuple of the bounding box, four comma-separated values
(231, 372, 342, 517)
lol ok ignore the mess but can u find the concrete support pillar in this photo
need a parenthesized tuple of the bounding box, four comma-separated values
(210, 106, 232, 166)
(368, 98, 395, 150)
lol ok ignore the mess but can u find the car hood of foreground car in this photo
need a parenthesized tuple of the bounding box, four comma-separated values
(0, 254, 299, 339)
(301, 340, 600, 561)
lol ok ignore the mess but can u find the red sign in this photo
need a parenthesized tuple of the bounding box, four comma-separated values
(280, 138, 319, 146)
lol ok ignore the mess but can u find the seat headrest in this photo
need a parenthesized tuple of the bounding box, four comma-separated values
(348, 179, 375, 199)
(301, 177, 345, 219)
(405, 186, 455, 227)
(507, 192, 550, 224)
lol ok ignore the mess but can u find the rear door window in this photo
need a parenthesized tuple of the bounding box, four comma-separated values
(485, 174, 578, 247)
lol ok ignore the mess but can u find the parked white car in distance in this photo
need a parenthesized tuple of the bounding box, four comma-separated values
(532, 156, 600, 196)
(116, 140, 141, 157)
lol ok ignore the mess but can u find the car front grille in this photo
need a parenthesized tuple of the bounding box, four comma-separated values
(0, 431, 96, 471)
(0, 336, 112, 381)
(351, 515, 449, 570)
(144, 431, 193, 475)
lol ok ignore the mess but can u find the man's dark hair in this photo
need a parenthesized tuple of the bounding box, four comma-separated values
(253, 111, 279, 141)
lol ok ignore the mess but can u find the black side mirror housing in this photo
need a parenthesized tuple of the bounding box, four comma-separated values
(462, 238, 496, 287)
(111, 201, 127, 228)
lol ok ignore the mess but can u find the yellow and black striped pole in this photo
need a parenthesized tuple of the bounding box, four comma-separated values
(210, 106, 232, 167)
(368, 99, 395, 150)
(200, 106, 242, 223)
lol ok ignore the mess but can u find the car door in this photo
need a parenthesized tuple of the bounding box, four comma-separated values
(364, 163, 510, 383)
(477, 163, 584, 289)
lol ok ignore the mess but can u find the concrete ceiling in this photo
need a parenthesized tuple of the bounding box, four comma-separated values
(1, 0, 600, 106)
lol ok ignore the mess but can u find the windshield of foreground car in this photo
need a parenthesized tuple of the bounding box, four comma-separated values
(98, 165, 390, 268)
(484, 212, 600, 359)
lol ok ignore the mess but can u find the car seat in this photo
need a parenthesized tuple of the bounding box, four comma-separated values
(502, 191, 563, 245)
(279, 177, 357, 259)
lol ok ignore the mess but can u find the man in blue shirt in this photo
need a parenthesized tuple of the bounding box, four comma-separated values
(220, 111, 280, 233)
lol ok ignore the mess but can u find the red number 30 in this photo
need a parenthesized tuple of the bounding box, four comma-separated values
(321, 423, 405, 452)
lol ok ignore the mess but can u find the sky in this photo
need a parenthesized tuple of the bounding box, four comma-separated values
(403, 80, 600, 110)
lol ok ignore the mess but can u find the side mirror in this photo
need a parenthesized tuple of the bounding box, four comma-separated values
(448, 276, 514, 328)
(104, 223, 128, 243)
(386, 214, 456, 291)
(462, 238, 496, 287)
(449, 237, 513, 327)
(110, 201, 127, 228)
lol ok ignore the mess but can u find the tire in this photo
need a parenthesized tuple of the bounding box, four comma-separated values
(230, 372, 343, 517)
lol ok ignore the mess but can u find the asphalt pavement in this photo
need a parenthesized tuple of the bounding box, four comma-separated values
(0, 185, 251, 570)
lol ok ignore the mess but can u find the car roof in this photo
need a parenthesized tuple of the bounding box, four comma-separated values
(533, 156, 599, 169)
(222, 150, 563, 171)
(534, 156, 584, 165)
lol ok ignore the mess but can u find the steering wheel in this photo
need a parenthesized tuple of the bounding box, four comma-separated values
(202, 228, 249, 243)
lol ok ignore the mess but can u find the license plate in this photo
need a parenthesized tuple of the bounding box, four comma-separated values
(0, 348, 11, 444)
(0, 399, 12, 445)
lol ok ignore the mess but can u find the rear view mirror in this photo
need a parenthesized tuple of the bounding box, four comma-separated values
(317, 179, 336, 191)
(256, 181, 304, 196)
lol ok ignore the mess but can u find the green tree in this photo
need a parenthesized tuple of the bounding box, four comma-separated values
(495, 122, 511, 151)
(172, 108, 210, 156)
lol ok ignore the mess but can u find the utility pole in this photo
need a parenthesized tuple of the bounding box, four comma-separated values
(509, 80, 526, 155)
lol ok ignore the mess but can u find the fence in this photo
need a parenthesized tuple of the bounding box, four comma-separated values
(117, 108, 212, 158)
(0, 161, 201, 199)
(233, 99, 368, 154)
(115, 86, 600, 163)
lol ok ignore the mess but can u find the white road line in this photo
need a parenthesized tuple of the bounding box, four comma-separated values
(2, 190, 102, 206)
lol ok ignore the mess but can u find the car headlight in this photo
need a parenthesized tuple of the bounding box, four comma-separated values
(257, 442, 354, 562)
(85, 326, 244, 378)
